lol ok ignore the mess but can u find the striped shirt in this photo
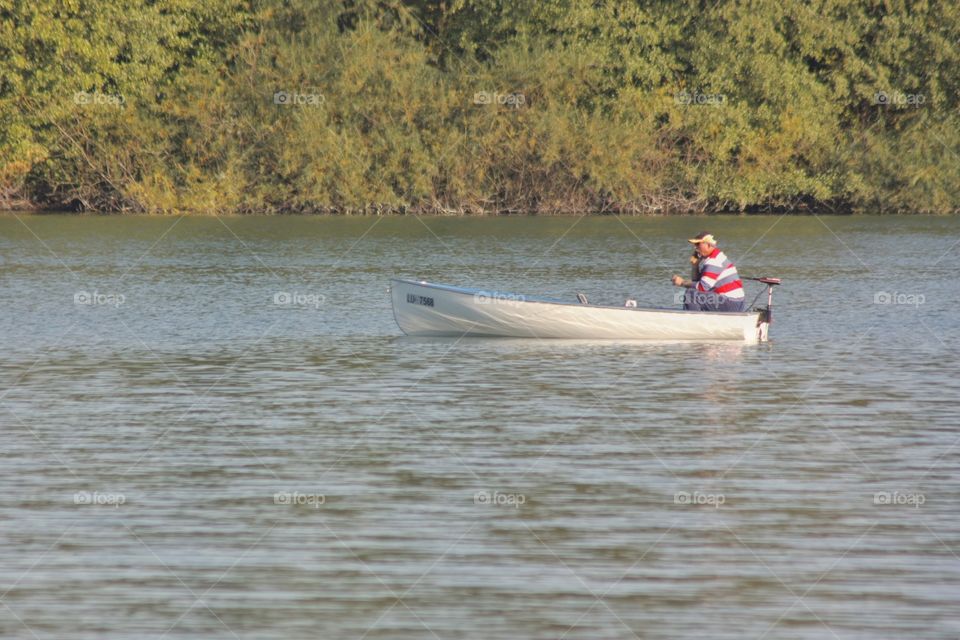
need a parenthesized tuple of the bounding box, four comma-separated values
(696, 248, 744, 299)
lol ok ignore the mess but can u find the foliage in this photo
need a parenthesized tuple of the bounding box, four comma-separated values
(1, 0, 957, 213)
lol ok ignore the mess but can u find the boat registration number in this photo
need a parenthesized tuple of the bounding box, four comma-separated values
(406, 293, 434, 307)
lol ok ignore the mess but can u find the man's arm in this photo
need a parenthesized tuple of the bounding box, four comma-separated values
(673, 253, 702, 288)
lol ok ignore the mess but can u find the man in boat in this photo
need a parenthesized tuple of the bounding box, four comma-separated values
(671, 232, 746, 312)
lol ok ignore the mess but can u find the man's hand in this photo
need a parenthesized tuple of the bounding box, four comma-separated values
(671, 274, 685, 287)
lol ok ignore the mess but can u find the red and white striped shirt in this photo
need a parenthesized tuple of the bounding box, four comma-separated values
(696, 248, 744, 299)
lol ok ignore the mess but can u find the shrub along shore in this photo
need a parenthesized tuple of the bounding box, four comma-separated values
(2, 1, 958, 215)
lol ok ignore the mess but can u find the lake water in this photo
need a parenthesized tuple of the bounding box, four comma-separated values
(1, 213, 958, 639)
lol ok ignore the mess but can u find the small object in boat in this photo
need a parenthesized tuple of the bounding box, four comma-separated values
(624, 299, 637, 308)
(576, 293, 588, 305)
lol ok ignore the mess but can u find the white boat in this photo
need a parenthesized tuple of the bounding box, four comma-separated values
(390, 279, 776, 343)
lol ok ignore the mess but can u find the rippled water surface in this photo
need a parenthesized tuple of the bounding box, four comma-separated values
(1, 214, 958, 639)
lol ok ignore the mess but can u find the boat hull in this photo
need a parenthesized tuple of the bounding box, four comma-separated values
(391, 280, 767, 343)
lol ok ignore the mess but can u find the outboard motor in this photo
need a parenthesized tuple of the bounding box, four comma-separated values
(745, 277, 781, 342)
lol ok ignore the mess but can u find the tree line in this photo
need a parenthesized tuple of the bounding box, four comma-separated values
(1, 0, 957, 214)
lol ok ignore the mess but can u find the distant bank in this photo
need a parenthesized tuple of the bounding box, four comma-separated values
(4, 2, 958, 216)
(1, 204, 949, 216)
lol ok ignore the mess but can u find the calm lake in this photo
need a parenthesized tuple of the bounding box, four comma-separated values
(1, 214, 958, 639)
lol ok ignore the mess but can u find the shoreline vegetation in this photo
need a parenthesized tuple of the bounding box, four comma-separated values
(3, 207, 910, 217)
(2, 1, 958, 215)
